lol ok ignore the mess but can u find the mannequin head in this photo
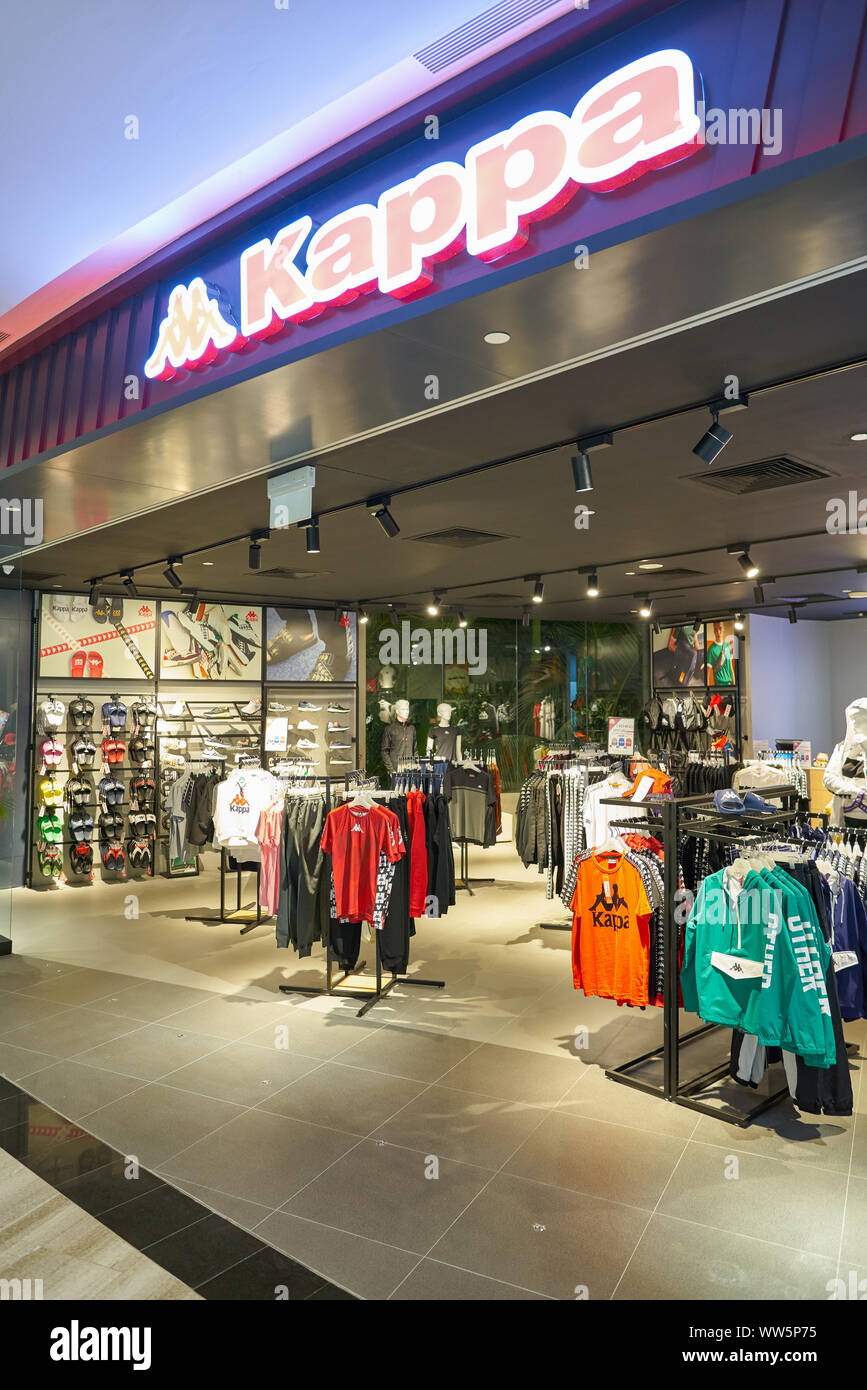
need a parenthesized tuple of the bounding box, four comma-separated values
(436, 702, 453, 726)
(394, 698, 410, 722)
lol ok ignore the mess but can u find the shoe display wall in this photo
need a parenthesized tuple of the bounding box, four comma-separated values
(265, 681, 356, 780)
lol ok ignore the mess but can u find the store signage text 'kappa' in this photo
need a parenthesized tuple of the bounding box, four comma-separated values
(144, 48, 703, 381)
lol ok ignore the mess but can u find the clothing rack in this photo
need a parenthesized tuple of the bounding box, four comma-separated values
(603, 782, 812, 1127)
(279, 779, 446, 1015)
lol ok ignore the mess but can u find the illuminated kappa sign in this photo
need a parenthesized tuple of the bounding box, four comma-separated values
(145, 48, 703, 380)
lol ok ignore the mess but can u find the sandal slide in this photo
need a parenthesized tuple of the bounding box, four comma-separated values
(109, 596, 124, 623)
(92, 595, 109, 625)
(51, 595, 72, 621)
(69, 595, 89, 623)
(70, 651, 87, 678)
(87, 652, 104, 678)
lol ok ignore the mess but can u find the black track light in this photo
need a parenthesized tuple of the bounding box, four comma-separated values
(788, 606, 798, 625)
(358, 608, 369, 625)
(368, 496, 400, 538)
(728, 542, 759, 579)
(427, 594, 441, 617)
(571, 451, 593, 493)
(522, 609, 531, 627)
(639, 595, 653, 619)
(532, 577, 544, 604)
(458, 611, 468, 628)
(249, 540, 261, 570)
(652, 618, 661, 636)
(162, 558, 182, 590)
(693, 616, 701, 631)
(305, 518, 320, 555)
(184, 592, 200, 616)
(753, 584, 765, 604)
(586, 571, 599, 598)
(734, 612, 745, 631)
(88, 580, 101, 607)
(120, 569, 137, 596)
(692, 409, 732, 465)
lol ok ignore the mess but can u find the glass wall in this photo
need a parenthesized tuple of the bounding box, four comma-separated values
(365, 611, 647, 791)
(0, 574, 27, 954)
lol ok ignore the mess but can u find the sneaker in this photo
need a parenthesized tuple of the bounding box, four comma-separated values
(164, 701, 186, 717)
(199, 705, 231, 718)
(298, 702, 322, 711)
(269, 701, 292, 711)
(240, 698, 261, 715)
(327, 722, 349, 732)
(297, 719, 317, 730)
(327, 704, 349, 713)
(328, 756, 352, 765)
(328, 739, 352, 749)
(296, 738, 318, 750)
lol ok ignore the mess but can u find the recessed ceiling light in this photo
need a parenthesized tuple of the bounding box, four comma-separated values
(850, 432, 867, 441)
(847, 590, 867, 599)
(484, 331, 511, 345)
(202, 560, 215, 566)
(638, 561, 664, 571)
(625, 570, 635, 576)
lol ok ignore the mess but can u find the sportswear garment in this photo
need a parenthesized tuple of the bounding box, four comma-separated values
(581, 771, 641, 850)
(256, 804, 284, 918)
(820, 871, 867, 1021)
(424, 793, 455, 917)
(406, 789, 429, 918)
(428, 725, 460, 762)
(101, 700, 127, 731)
(443, 765, 497, 847)
(36, 698, 65, 734)
(380, 720, 418, 774)
(707, 638, 734, 685)
(320, 803, 405, 928)
(621, 768, 672, 801)
(68, 696, 95, 730)
(274, 795, 330, 954)
(570, 850, 652, 1006)
(212, 770, 279, 859)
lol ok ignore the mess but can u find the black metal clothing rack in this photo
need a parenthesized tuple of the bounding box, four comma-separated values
(603, 783, 811, 1128)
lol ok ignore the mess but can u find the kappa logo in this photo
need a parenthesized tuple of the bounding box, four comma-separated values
(245, 610, 258, 622)
(138, 604, 153, 617)
(590, 884, 629, 932)
(144, 277, 247, 381)
(229, 789, 250, 812)
(350, 823, 365, 833)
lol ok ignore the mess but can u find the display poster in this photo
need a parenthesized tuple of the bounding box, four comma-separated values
(265, 716, 289, 752)
(651, 623, 705, 687)
(608, 716, 635, 756)
(792, 739, 812, 766)
(704, 619, 738, 687)
(265, 607, 357, 682)
(160, 602, 262, 681)
(39, 594, 157, 680)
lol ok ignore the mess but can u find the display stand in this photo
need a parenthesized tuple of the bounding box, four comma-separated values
(455, 839, 495, 896)
(603, 783, 812, 1128)
(279, 934, 445, 1018)
(184, 847, 265, 935)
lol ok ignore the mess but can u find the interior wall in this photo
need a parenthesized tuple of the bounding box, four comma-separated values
(747, 613, 834, 754)
(828, 616, 867, 745)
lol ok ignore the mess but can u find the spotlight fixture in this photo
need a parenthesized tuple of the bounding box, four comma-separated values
(121, 569, 138, 595)
(88, 580, 100, 606)
(850, 432, 867, 442)
(734, 612, 745, 631)
(586, 571, 599, 598)
(693, 616, 701, 630)
(183, 592, 200, 616)
(652, 618, 661, 636)
(358, 608, 369, 625)
(727, 542, 759, 578)
(427, 594, 441, 617)
(522, 609, 531, 627)
(532, 577, 544, 604)
(753, 584, 765, 604)
(788, 606, 798, 625)
(304, 518, 320, 555)
(368, 496, 400, 538)
(570, 431, 613, 494)
(248, 528, 270, 571)
(458, 611, 468, 628)
(691, 395, 748, 465)
(639, 596, 653, 619)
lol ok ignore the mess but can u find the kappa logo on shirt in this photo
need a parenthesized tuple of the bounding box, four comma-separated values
(350, 823, 365, 833)
(229, 790, 250, 813)
(590, 885, 629, 932)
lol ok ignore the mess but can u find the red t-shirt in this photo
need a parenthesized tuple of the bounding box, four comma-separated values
(320, 803, 405, 923)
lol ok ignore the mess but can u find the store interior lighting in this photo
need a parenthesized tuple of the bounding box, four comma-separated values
(305, 518, 320, 555)
(532, 576, 544, 604)
(369, 497, 400, 538)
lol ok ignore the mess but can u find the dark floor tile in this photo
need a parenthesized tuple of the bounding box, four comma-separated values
(306, 1284, 356, 1300)
(58, 1159, 167, 1216)
(98, 1182, 210, 1249)
(196, 1245, 326, 1301)
(143, 1212, 266, 1288)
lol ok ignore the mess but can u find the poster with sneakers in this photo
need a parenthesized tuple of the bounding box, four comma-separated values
(160, 602, 262, 680)
(265, 607, 357, 682)
(39, 595, 158, 680)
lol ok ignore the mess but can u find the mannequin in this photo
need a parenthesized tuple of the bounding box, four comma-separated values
(380, 698, 417, 773)
(824, 699, 867, 826)
(426, 702, 462, 763)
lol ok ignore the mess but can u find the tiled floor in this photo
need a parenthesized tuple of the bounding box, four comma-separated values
(1, 840, 865, 1300)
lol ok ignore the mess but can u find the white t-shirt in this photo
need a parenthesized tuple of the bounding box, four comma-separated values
(213, 772, 279, 857)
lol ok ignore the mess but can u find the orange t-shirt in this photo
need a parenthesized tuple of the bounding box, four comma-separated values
(570, 851, 651, 1006)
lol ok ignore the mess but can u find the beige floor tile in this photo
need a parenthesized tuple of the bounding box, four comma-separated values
(504, 1109, 685, 1207)
(390, 1258, 551, 1300)
(430, 1171, 648, 1299)
(161, 1040, 322, 1107)
(657, 1142, 847, 1258)
(83, 1082, 246, 1168)
(242, 1007, 381, 1061)
(85, 979, 219, 1022)
(0, 1041, 57, 1080)
(162, 1177, 274, 1231)
(0, 994, 75, 1036)
(612, 1213, 838, 1300)
(336, 1027, 480, 1082)
(75, 1023, 229, 1082)
(15, 1058, 146, 1118)
(1, 1007, 140, 1059)
(19, 969, 145, 1007)
(438, 1041, 583, 1105)
(255, 1211, 418, 1300)
(153, 994, 295, 1041)
(690, 1105, 854, 1172)
(840, 1174, 867, 1267)
(260, 1060, 425, 1135)
(373, 1084, 549, 1168)
(283, 1139, 494, 1254)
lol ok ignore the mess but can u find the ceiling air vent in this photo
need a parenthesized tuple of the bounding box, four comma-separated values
(412, 527, 510, 547)
(414, 0, 558, 72)
(0, 331, 10, 345)
(685, 456, 832, 495)
(261, 568, 329, 580)
(458, 592, 525, 604)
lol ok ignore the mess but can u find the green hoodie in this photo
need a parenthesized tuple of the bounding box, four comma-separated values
(681, 866, 834, 1066)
